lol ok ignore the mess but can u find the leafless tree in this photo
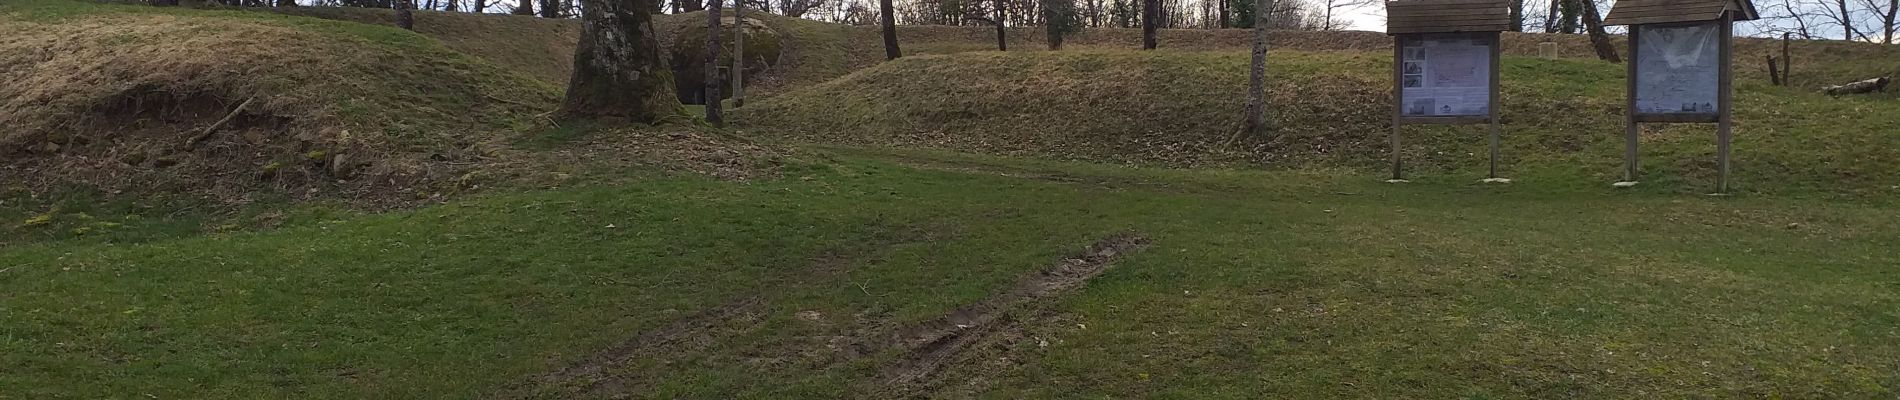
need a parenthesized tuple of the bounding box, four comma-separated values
(1313, 0, 1373, 30)
(1855, 0, 1898, 43)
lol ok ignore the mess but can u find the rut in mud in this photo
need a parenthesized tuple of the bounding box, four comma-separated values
(865, 233, 1151, 398)
(504, 232, 1150, 399)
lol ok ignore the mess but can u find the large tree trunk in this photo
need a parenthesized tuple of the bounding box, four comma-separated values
(682, 0, 703, 11)
(1241, 0, 1267, 136)
(995, 0, 1008, 50)
(558, 0, 680, 123)
(881, 0, 901, 59)
(474, 0, 487, 12)
(539, 0, 560, 17)
(397, 0, 416, 29)
(514, 0, 534, 14)
(704, 0, 724, 125)
(1579, 0, 1620, 62)
(1141, 0, 1157, 49)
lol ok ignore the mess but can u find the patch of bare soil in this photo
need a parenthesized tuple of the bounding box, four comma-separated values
(504, 233, 1150, 399)
(861, 233, 1151, 398)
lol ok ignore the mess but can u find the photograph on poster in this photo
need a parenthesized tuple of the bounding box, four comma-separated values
(1634, 23, 1720, 114)
(1399, 35, 1491, 117)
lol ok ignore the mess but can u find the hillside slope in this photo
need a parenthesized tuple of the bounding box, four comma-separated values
(0, 0, 563, 203)
(742, 50, 1900, 197)
(276, 7, 1900, 96)
(1, 0, 779, 208)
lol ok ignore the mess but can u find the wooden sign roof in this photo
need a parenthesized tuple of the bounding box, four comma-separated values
(1602, 0, 1759, 25)
(1385, 0, 1514, 35)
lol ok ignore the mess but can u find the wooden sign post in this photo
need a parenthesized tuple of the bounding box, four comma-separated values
(1603, 0, 1757, 193)
(1385, 0, 1512, 183)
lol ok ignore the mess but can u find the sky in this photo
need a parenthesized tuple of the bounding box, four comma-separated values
(1335, 6, 1387, 32)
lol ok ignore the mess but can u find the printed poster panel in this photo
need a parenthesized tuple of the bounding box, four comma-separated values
(1400, 34, 1493, 117)
(1634, 22, 1721, 114)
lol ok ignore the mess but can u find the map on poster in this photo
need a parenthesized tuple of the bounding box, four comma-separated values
(1400, 34, 1492, 117)
(1635, 23, 1720, 114)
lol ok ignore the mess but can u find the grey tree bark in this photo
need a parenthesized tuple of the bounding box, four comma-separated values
(703, 0, 725, 125)
(514, 0, 534, 14)
(1241, 0, 1268, 136)
(558, 0, 681, 123)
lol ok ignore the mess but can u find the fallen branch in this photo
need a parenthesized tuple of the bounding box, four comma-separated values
(186, 97, 255, 149)
(1822, 76, 1890, 95)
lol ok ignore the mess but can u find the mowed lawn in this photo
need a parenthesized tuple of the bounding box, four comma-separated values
(2, 149, 1896, 399)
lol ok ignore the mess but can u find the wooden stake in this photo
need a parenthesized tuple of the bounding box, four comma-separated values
(1488, 31, 1502, 179)
(1716, 14, 1733, 193)
(1391, 36, 1405, 181)
(1621, 27, 1640, 184)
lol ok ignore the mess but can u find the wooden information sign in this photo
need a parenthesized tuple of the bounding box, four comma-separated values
(1386, 0, 1512, 182)
(1604, 0, 1758, 192)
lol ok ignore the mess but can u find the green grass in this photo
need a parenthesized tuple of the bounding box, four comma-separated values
(4, 148, 1896, 398)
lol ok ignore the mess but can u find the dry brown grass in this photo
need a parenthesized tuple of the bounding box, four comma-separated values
(0, 6, 557, 205)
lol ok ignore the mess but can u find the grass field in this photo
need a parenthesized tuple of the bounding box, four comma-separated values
(5, 1, 1900, 398)
(5, 148, 1896, 398)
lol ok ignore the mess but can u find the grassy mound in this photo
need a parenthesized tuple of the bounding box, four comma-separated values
(0, 0, 559, 203)
(275, 7, 873, 97)
(273, 7, 582, 85)
(742, 50, 1900, 197)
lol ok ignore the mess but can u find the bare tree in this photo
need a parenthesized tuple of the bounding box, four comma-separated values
(1509, 0, 1524, 30)
(1241, 0, 1269, 136)
(1812, 0, 1869, 40)
(882, 0, 901, 59)
(1142, 0, 1158, 48)
(995, 0, 1008, 50)
(514, 0, 535, 13)
(559, 0, 680, 123)
(704, 0, 724, 125)
(398, 0, 416, 29)
(1045, 0, 1083, 48)
(1580, 0, 1620, 62)
(1856, 0, 1898, 43)
(1315, 0, 1373, 30)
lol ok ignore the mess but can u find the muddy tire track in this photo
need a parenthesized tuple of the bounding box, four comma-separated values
(864, 233, 1151, 399)
(499, 297, 767, 398)
(497, 224, 952, 398)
